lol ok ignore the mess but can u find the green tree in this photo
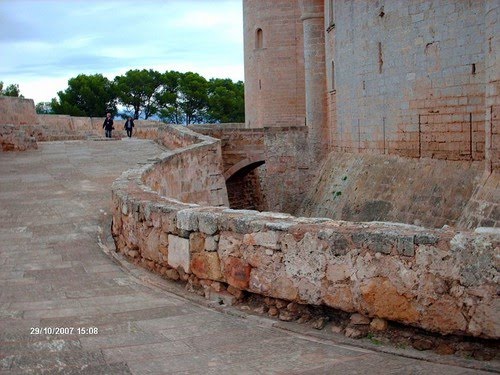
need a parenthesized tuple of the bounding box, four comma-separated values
(207, 79, 244, 123)
(0, 81, 23, 97)
(35, 102, 53, 114)
(156, 70, 183, 124)
(51, 74, 116, 117)
(178, 72, 208, 125)
(114, 69, 162, 119)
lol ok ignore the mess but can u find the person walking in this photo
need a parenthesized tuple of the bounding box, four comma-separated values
(102, 112, 114, 138)
(124, 116, 135, 138)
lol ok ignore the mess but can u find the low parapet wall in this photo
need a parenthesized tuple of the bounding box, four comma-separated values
(141, 125, 228, 207)
(111, 124, 499, 339)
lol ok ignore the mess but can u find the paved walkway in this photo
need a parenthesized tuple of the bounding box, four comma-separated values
(0, 140, 493, 374)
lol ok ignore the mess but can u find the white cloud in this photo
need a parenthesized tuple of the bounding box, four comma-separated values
(0, 0, 244, 103)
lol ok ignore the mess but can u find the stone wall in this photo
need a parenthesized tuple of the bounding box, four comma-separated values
(141, 125, 229, 207)
(111, 124, 499, 339)
(262, 126, 313, 214)
(0, 124, 37, 151)
(244, 1, 498, 163)
(330, 0, 487, 161)
(458, 171, 500, 229)
(485, 0, 500, 172)
(296, 152, 486, 229)
(0, 96, 38, 126)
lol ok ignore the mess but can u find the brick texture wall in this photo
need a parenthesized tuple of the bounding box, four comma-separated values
(243, 0, 306, 128)
(330, 1, 487, 161)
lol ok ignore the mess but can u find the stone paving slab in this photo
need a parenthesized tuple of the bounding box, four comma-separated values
(0, 139, 496, 374)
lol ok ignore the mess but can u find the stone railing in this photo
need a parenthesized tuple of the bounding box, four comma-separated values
(111, 123, 499, 339)
(140, 125, 228, 207)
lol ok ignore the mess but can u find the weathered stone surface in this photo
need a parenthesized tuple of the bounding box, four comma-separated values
(205, 235, 218, 251)
(282, 233, 326, 284)
(197, 211, 221, 235)
(360, 277, 420, 324)
(142, 228, 161, 262)
(177, 209, 199, 232)
(370, 318, 388, 331)
(189, 232, 205, 253)
(350, 313, 371, 326)
(191, 252, 222, 281)
(167, 235, 190, 273)
(218, 232, 243, 258)
(323, 285, 355, 312)
(243, 231, 281, 249)
(222, 256, 251, 289)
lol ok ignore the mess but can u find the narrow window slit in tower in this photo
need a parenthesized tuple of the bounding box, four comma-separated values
(256, 28, 263, 49)
(471, 63, 476, 75)
(378, 42, 383, 74)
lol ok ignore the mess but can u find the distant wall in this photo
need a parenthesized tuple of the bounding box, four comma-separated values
(0, 96, 38, 126)
(0, 124, 37, 151)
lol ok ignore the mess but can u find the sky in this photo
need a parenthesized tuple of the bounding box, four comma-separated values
(0, 0, 244, 103)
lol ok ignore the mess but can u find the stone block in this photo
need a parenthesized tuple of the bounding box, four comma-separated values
(191, 252, 222, 281)
(205, 236, 218, 251)
(197, 211, 220, 235)
(397, 235, 415, 256)
(350, 313, 371, 325)
(360, 277, 419, 324)
(189, 232, 205, 253)
(243, 231, 281, 250)
(352, 232, 395, 254)
(176, 209, 199, 232)
(218, 232, 243, 257)
(414, 233, 439, 245)
(142, 228, 161, 262)
(167, 235, 190, 273)
(222, 256, 251, 290)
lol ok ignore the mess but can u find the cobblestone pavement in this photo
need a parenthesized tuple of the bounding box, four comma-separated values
(0, 140, 494, 374)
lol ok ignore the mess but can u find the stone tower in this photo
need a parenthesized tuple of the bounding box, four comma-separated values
(243, 0, 306, 129)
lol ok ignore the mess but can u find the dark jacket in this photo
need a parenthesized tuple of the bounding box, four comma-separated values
(124, 119, 135, 130)
(103, 117, 114, 130)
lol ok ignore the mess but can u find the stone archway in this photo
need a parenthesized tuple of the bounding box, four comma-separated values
(225, 158, 266, 211)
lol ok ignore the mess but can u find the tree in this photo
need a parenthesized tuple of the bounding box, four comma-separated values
(35, 102, 53, 114)
(51, 74, 116, 117)
(114, 69, 162, 119)
(0, 81, 23, 97)
(156, 70, 183, 124)
(207, 79, 244, 123)
(178, 72, 208, 125)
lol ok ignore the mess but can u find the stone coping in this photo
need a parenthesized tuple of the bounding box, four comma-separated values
(111, 123, 499, 339)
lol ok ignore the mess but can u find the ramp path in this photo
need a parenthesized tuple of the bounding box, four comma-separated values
(0, 140, 491, 374)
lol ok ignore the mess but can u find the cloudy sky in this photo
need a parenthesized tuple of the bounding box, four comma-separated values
(0, 0, 244, 103)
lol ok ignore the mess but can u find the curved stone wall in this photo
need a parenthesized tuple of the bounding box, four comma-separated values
(111, 124, 499, 339)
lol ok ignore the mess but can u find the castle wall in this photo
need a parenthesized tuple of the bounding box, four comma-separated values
(330, 1, 487, 161)
(296, 151, 485, 228)
(0, 96, 38, 126)
(111, 123, 499, 339)
(243, 0, 306, 128)
(485, 0, 500, 172)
